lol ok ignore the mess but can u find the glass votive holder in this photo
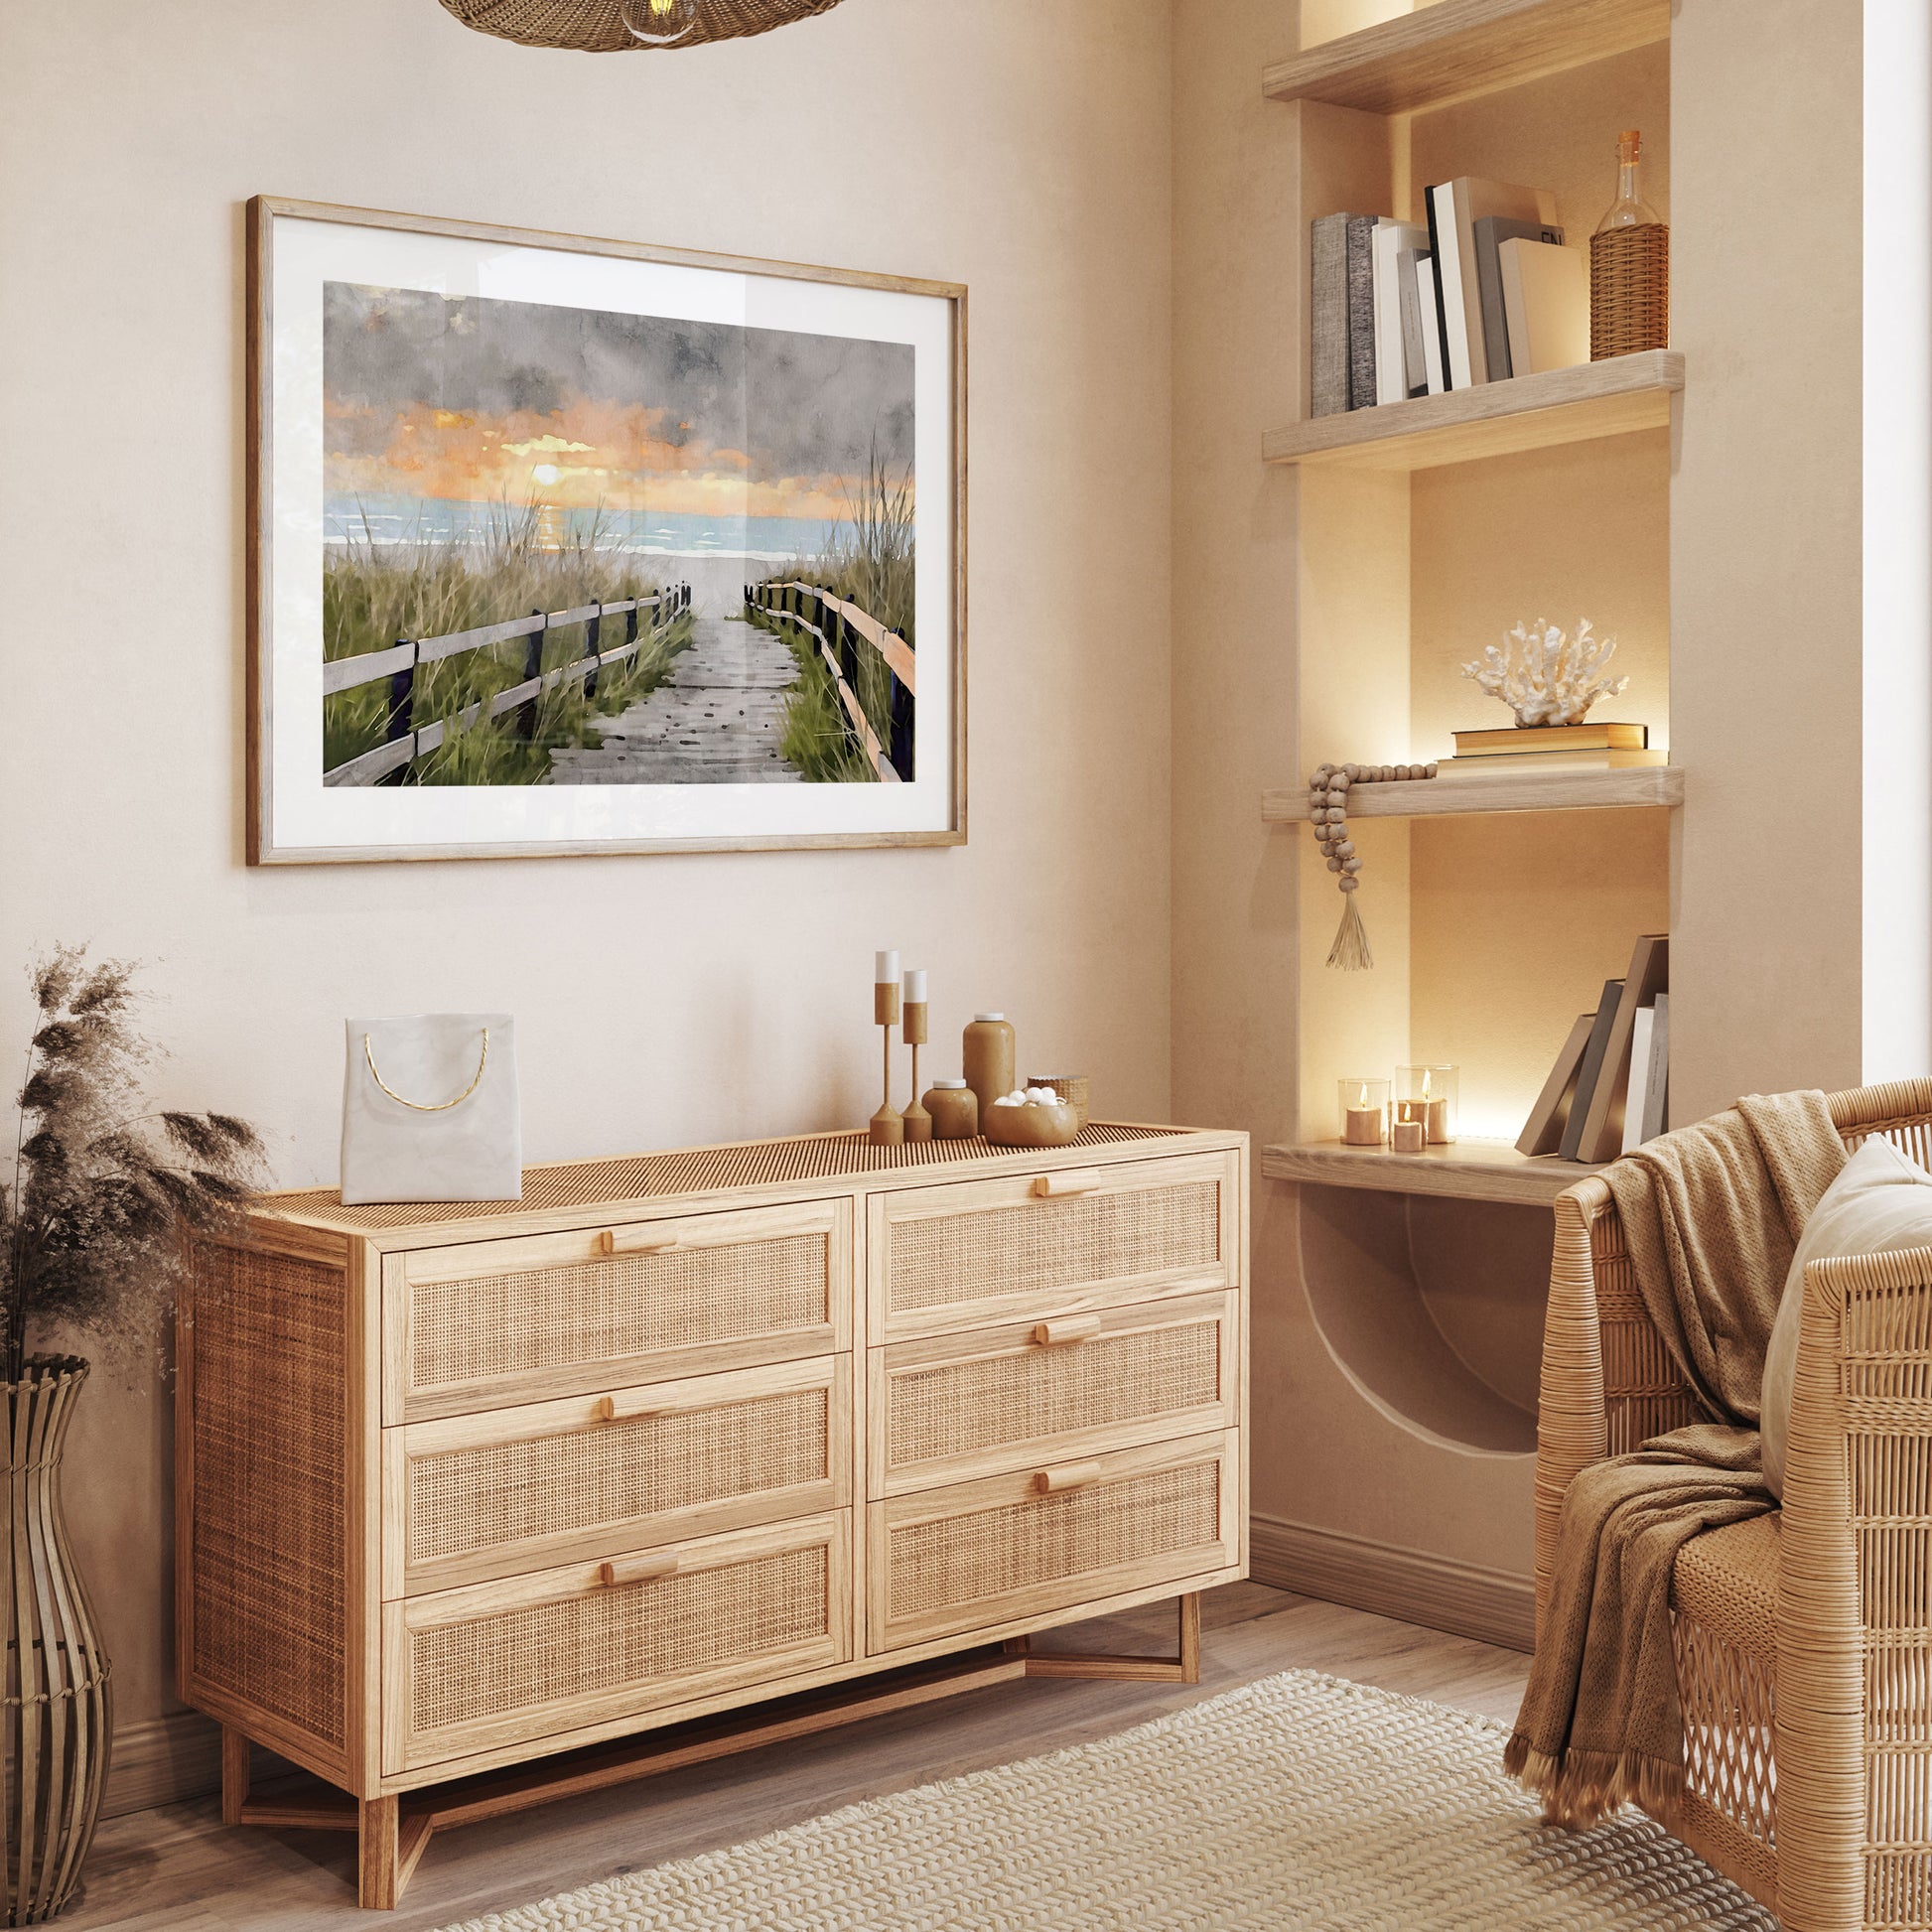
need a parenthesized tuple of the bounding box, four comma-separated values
(1395, 1065, 1458, 1144)
(1338, 1079, 1389, 1146)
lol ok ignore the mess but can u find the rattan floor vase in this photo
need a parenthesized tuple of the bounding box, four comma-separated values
(0, 1360, 110, 1925)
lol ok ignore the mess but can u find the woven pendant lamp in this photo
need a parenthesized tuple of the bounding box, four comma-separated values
(439, 0, 845, 51)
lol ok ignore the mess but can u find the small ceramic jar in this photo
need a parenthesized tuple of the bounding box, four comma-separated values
(962, 1013, 1016, 1120)
(923, 1079, 978, 1140)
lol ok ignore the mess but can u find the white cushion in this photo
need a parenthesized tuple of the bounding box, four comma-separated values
(1762, 1134, 1932, 1499)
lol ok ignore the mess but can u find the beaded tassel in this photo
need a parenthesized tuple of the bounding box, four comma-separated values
(1308, 760, 1439, 972)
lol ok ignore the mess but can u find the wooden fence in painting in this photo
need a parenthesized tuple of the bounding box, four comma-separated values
(745, 580, 913, 782)
(322, 585, 691, 786)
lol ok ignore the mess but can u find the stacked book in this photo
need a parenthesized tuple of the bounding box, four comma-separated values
(1437, 722, 1666, 775)
(1311, 177, 1589, 417)
(1517, 934, 1669, 1163)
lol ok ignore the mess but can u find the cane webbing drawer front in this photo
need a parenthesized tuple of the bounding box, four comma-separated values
(386, 1357, 851, 1595)
(871, 1293, 1238, 1496)
(869, 1153, 1238, 1342)
(869, 1432, 1238, 1653)
(384, 1513, 850, 1772)
(387, 1199, 851, 1421)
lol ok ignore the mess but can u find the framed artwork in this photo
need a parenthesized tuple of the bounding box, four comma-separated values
(246, 197, 965, 863)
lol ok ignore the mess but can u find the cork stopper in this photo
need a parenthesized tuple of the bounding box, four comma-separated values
(1617, 129, 1642, 164)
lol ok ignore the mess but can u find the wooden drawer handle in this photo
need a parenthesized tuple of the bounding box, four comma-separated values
(1033, 1170, 1103, 1199)
(592, 1393, 665, 1425)
(597, 1229, 681, 1258)
(1032, 1315, 1103, 1347)
(598, 1552, 680, 1588)
(1033, 1460, 1104, 1495)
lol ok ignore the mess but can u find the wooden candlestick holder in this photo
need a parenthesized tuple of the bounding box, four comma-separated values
(902, 1002, 931, 1142)
(870, 982, 903, 1146)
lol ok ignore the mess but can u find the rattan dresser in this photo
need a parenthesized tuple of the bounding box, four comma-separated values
(178, 1122, 1249, 1907)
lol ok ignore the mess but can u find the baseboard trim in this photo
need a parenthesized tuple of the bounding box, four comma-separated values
(1250, 1513, 1535, 1653)
(104, 1710, 222, 1818)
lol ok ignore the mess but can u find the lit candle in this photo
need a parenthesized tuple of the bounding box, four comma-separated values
(1343, 1083, 1384, 1147)
(1391, 1119, 1425, 1154)
(1422, 1067, 1451, 1144)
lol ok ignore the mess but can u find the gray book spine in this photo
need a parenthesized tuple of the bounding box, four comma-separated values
(1473, 216, 1565, 381)
(1345, 214, 1378, 410)
(1311, 214, 1350, 419)
(1642, 993, 1671, 1142)
(1397, 248, 1429, 398)
(1561, 979, 1624, 1163)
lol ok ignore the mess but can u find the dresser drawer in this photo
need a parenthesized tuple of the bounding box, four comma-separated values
(868, 1432, 1237, 1655)
(383, 1357, 850, 1596)
(383, 1512, 850, 1773)
(867, 1153, 1237, 1342)
(384, 1199, 852, 1422)
(869, 1292, 1237, 1497)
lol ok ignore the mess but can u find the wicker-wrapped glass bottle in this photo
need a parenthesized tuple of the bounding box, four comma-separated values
(1590, 129, 1668, 358)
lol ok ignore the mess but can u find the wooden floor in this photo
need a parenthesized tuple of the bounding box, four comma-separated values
(57, 1587, 1529, 1930)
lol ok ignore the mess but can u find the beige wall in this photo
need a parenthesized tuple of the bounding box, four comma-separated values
(0, 0, 1175, 1767)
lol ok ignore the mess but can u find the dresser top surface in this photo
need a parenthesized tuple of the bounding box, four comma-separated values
(258, 1121, 1238, 1239)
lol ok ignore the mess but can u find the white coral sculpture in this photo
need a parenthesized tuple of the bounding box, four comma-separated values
(1460, 619, 1628, 728)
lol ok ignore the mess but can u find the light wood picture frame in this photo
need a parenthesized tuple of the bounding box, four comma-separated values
(246, 197, 966, 864)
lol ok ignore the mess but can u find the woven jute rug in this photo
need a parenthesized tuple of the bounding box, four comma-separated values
(431, 1669, 1775, 1930)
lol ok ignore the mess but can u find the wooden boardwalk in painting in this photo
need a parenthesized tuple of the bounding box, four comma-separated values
(548, 616, 802, 784)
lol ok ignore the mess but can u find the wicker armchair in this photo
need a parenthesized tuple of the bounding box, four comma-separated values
(1537, 1078, 1932, 1932)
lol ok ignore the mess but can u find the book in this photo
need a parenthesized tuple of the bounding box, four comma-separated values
(1640, 992, 1670, 1143)
(1423, 184, 1458, 386)
(1499, 235, 1589, 375)
(1397, 246, 1431, 398)
(1346, 214, 1379, 410)
(1473, 214, 1565, 380)
(1437, 749, 1667, 772)
(1453, 723, 1649, 755)
(1560, 979, 1625, 1163)
(1516, 1012, 1597, 1158)
(1415, 254, 1447, 394)
(1577, 935, 1671, 1164)
(1429, 177, 1558, 388)
(1311, 213, 1352, 418)
(1374, 220, 1430, 405)
(1622, 1006, 1656, 1156)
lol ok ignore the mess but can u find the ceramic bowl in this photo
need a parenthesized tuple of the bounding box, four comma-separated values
(981, 1100, 1081, 1148)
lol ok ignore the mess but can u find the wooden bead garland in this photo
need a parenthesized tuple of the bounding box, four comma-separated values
(1308, 759, 1438, 971)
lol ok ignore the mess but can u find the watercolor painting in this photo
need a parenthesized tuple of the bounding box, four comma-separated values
(248, 201, 963, 863)
(322, 286, 916, 787)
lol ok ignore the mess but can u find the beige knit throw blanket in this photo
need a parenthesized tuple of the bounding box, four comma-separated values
(1504, 1088, 1846, 1830)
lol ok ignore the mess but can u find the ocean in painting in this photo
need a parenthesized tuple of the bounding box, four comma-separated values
(325, 494, 840, 564)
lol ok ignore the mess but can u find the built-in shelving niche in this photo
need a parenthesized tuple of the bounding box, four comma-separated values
(1300, 1184, 1549, 1455)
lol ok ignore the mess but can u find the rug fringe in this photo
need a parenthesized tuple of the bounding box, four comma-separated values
(1503, 1732, 1685, 1831)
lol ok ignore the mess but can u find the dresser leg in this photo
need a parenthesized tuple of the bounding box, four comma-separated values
(219, 1726, 250, 1828)
(359, 1796, 400, 1910)
(1021, 1590, 1203, 1683)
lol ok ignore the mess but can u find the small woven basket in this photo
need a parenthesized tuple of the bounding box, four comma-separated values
(1029, 1074, 1090, 1131)
(438, 0, 844, 50)
(1589, 223, 1669, 359)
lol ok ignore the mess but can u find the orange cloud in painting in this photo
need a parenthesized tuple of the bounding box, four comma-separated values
(325, 393, 876, 523)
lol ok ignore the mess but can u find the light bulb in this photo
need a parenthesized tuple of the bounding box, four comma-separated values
(621, 0, 699, 44)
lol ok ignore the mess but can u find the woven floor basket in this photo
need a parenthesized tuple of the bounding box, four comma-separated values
(438, 0, 844, 51)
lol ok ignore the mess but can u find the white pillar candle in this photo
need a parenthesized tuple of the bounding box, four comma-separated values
(875, 949, 899, 985)
(903, 968, 927, 1003)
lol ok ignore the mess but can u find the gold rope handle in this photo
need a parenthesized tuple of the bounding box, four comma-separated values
(362, 1030, 490, 1113)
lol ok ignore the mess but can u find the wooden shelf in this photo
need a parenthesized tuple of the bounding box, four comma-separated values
(1264, 1138, 1597, 1206)
(1264, 763, 1682, 823)
(1263, 0, 1670, 117)
(1262, 349, 1682, 473)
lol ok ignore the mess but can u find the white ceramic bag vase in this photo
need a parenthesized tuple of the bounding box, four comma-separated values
(341, 1014, 522, 1205)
